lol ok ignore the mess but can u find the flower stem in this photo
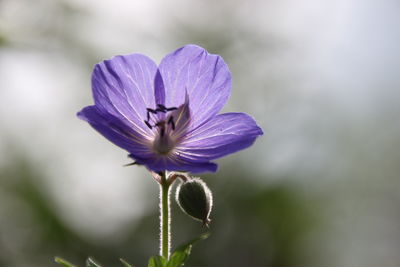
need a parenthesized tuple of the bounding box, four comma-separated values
(160, 171, 171, 259)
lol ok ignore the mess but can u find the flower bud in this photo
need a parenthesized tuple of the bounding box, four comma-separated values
(175, 178, 213, 226)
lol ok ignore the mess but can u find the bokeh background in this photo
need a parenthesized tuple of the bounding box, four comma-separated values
(1, 0, 400, 266)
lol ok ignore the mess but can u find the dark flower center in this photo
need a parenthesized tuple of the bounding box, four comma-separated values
(144, 104, 178, 134)
(144, 104, 178, 155)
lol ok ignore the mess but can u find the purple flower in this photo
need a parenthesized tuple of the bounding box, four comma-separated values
(78, 45, 263, 173)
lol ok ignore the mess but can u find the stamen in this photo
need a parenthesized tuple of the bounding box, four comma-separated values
(144, 105, 177, 133)
(155, 121, 166, 136)
(148, 103, 187, 156)
(146, 108, 157, 121)
(156, 104, 167, 113)
(167, 116, 175, 130)
(144, 120, 153, 129)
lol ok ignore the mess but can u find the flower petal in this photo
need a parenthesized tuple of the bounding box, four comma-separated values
(177, 112, 263, 161)
(132, 154, 218, 174)
(92, 54, 158, 137)
(158, 44, 231, 130)
(77, 106, 154, 159)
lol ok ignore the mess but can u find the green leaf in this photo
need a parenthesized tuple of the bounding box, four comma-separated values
(148, 256, 167, 267)
(120, 258, 135, 267)
(167, 232, 210, 267)
(54, 257, 77, 267)
(166, 248, 191, 267)
(86, 257, 102, 267)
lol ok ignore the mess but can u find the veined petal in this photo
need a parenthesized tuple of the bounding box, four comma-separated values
(158, 44, 231, 130)
(168, 93, 191, 139)
(132, 154, 218, 173)
(77, 106, 154, 159)
(92, 54, 158, 137)
(79, 45, 264, 174)
(177, 112, 263, 160)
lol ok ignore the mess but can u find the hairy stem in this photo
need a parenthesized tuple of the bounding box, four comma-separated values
(160, 171, 171, 259)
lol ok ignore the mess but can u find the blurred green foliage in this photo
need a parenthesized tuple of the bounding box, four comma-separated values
(0, 152, 317, 267)
(2, 0, 399, 266)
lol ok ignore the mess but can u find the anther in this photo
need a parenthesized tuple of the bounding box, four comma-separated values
(146, 108, 157, 121)
(147, 108, 157, 118)
(144, 120, 153, 129)
(144, 105, 178, 132)
(167, 116, 175, 130)
(156, 104, 167, 113)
